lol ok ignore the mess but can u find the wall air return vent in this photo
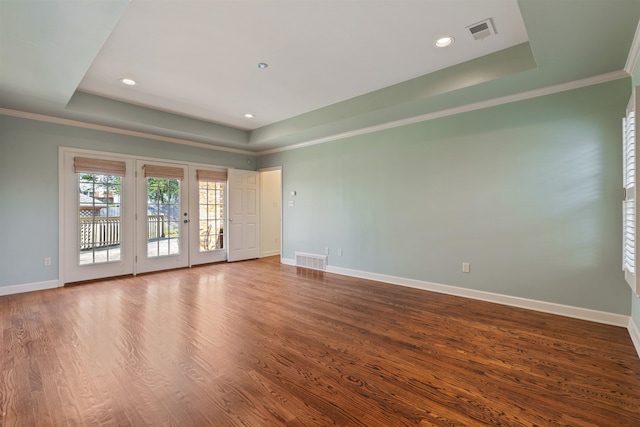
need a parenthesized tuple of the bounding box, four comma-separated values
(467, 18, 496, 41)
(295, 252, 327, 271)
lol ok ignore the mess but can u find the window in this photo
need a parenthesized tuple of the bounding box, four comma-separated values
(196, 170, 226, 252)
(623, 91, 639, 295)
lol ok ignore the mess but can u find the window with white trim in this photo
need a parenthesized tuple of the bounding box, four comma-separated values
(623, 90, 639, 295)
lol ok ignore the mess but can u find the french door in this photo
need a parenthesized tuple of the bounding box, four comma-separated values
(189, 167, 228, 265)
(62, 151, 135, 283)
(135, 160, 189, 274)
(62, 150, 232, 283)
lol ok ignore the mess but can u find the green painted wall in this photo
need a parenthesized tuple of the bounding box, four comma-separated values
(0, 116, 256, 288)
(259, 79, 631, 315)
(0, 78, 635, 317)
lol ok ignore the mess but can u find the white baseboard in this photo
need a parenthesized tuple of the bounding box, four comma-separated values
(281, 258, 629, 327)
(261, 250, 281, 258)
(0, 280, 61, 296)
(629, 318, 640, 359)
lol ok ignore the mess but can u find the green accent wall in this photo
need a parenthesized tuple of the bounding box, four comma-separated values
(0, 116, 255, 288)
(259, 78, 631, 315)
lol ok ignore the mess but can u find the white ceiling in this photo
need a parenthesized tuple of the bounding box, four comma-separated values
(77, 0, 529, 130)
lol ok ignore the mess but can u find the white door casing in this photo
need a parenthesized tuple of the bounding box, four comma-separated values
(228, 169, 260, 262)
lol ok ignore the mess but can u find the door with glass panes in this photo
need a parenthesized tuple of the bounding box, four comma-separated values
(63, 151, 230, 282)
(135, 160, 190, 274)
(62, 151, 135, 283)
(189, 167, 227, 265)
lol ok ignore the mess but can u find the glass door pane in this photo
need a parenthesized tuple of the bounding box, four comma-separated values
(78, 173, 122, 265)
(146, 177, 181, 258)
(198, 180, 225, 252)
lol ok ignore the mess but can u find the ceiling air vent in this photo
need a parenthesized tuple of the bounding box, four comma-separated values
(467, 18, 496, 41)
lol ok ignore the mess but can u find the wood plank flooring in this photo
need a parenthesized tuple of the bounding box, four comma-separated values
(1, 256, 640, 426)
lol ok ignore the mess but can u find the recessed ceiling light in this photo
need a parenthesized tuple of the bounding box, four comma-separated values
(257, 63, 269, 69)
(244, 113, 254, 118)
(120, 78, 137, 86)
(434, 36, 454, 48)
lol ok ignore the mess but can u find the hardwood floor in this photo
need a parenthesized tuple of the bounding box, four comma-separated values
(1, 256, 639, 426)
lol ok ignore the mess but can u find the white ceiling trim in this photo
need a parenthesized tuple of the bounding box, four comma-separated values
(625, 19, 640, 76)
(258, 70, 630, 156)
(0, 109, 255, 156)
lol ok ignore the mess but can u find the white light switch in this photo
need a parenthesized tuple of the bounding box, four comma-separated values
(462, 262, 470, 273)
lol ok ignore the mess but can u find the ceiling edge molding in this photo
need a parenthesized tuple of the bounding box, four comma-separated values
(625, 19, 640, 75)
(0, 109, 255, 156)
(257, 70, 629, 156)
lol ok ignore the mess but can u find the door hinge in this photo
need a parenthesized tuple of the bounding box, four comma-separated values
(624, 188, 628, 200)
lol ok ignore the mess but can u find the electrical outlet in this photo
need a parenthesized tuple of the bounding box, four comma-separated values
(324, 247, 329, 255)
(462, 262, 470, 273)
(338, 249, 343, 257)
(44, 257, 52, 267)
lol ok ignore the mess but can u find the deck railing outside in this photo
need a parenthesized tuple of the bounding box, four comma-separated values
(79, 215, 164, 250)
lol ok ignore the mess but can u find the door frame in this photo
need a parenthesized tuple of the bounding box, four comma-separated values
(259, 167, 282, 259)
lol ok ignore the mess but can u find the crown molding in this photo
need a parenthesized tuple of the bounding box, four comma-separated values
(258, 70, 629, 156)
(625, 19, 640, 76)
(0, 108, 255, 156)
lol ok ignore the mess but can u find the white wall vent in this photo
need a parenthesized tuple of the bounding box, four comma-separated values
(295, 252, 327, 271)
(467, 18, 496, 41)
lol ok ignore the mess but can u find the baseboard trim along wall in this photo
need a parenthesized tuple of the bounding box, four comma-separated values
(282, 258, 629, 328)
(261, 250, 281, 258)
(629, 318, 640, 358)
(0, 280, 61, 297)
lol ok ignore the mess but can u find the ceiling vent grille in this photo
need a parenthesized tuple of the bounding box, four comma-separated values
(467, 18, 496, 41)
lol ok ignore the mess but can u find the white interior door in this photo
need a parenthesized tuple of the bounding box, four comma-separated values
(62, 150, 135, 283)
(228, 169, 260, 262)
(136, 160, 189, 274)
